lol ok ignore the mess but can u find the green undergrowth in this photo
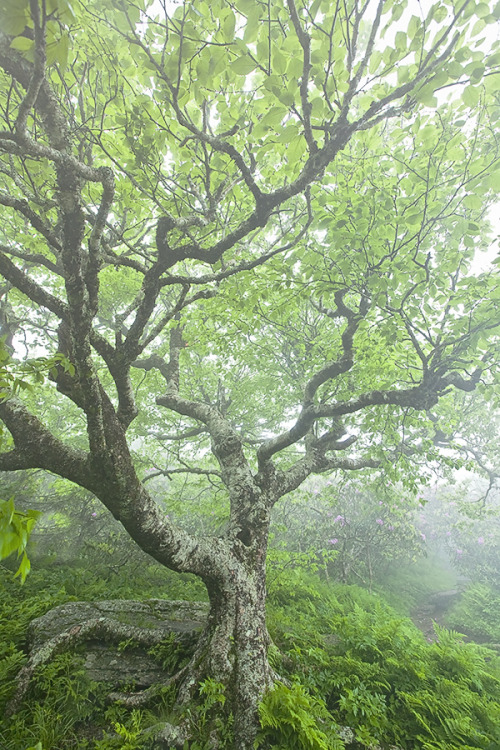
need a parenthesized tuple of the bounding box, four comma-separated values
(266, 570, 500, 750)
(1, 563, 500, 749)
(445, 583, 500, 645)
(0, 560, 206, 749)
(257, 682, 344, 750)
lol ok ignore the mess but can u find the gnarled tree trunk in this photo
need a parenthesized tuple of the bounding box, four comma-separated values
(178, 552, 273, 749)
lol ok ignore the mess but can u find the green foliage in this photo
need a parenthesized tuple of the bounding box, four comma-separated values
(93, 710, 146, 750)
(182, 678, 234, 749)
(0, 340, 75, 404)
(0, 4, 499, 746)
(267, 546, 338, 601)
(0, 341, 76, 582)
(0, 497, 40, 582)
(6, 473, 208, 601)
(0, 564, 118, 748)
(256, 682, 344, 750)
(3, 553, 500, 750)
(0, 560, 202, 749)
(268, 571, 500, 749)
(326, 614, 500, 747)
(0, 565, 75, 719)
(446, 583, 500, 644)
(3, 652, 100, 750)
(148, 633, 194, 673)
(270, 478, 426, 592)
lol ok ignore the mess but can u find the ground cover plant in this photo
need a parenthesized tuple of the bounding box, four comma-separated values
(0, 0, 499, 746)
(2, 560, 500, 749)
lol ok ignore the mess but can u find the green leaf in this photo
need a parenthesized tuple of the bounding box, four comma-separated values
(287, 135, 306, 164)
(52, 32, 70, 68)
(369, 50, 383, 74)
(463, 194, 482, 210)
(272, 47, 287, 75)
(415, 85, 438, 108)
(446, 61, 464, 78)
(391, 3, 405, 22)
(475, 2, 490, 18)
(0, 0, 29, 36)
(9, 36, 33, 52)
(406, 213, 422, 226)
(433, 5, 448, 23)
(260, 105, 288, 128)
(462, 85, 480, 107)
(486, 51, 500, 66)
(57, 0, 76, 23)
(231, 54, 257, 75)
(243, 8, 262, 43)
(276, 123, 299, 143)
(407, 15, 421, 40)
(486, 169, 500, 191)
(14, 550, 31, 584)
(222, 11, 236, 42)
(466, 221, 481, 234)
(395, 31, 407, 51)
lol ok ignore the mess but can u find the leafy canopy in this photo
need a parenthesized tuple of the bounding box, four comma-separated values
(0, 0, 498, 572)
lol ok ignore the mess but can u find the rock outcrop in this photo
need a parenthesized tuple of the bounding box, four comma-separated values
(28, 599, 208, 688)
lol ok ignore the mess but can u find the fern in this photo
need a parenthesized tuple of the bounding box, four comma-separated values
(256, 682, 344, 750)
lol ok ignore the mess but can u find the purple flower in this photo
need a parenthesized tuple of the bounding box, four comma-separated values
(334, 515, 345, 526)
(456, 549, 463, 556)
(91, 512, 97, 517)
(388, 525, 395, 531)
(328, 538, 338, 545)
(376, 518, 384, 525)
(420, 532, 426, 541)
(477, 537, 485, 544)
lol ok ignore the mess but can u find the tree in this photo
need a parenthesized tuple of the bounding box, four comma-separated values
(269, 477, 426, 589)
(0, 0, 499, 745)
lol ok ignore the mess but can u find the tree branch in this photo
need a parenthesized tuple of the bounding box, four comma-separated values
(286, 0, 317, 154)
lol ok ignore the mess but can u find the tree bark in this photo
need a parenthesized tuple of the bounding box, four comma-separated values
(176, 550, 273, 750)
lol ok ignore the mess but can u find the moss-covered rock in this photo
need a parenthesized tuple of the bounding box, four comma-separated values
(28, 599, 208, 688)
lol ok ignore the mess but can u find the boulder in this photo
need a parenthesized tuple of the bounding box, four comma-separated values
(29, 599, 208, 688)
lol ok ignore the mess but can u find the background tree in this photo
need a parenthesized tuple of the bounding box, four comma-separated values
(0, 0, 499, 746)
(268, 476, 425, 592)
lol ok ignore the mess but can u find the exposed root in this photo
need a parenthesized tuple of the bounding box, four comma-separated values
(8, 602, 287, 750)
(107, 665, 189, 708)
(6, 616, 178, 716)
